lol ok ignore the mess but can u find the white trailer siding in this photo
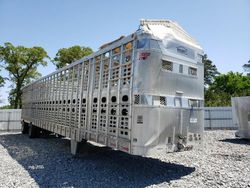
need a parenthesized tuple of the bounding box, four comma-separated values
(232, 96, 250, 139)
(0, 109, 21, 131)
(204, 107, 235, 130)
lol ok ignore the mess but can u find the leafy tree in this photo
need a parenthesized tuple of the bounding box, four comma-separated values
(0, 42, 49, 108)
(0, 67, 5, 88)
(205, 72, 250, 106)
(0, 105, 12, 109)
(203, 54, 220, 87)
(0, 74, 4, 104)
(53, 45, 93, 69)
(0, 68, 5, 102)
(243, 59, 250, 76)
(0, 75, 4, 87)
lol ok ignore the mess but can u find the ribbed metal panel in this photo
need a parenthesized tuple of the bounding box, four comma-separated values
(232, 97, 250, 138)
(204, 107, 236, 129)
(0, 109, 21, 131)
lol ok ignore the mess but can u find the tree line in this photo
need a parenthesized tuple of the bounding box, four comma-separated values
(0, 43, 92, 108)
(0, 42, 249, 108)
(203, 55, 250, 106)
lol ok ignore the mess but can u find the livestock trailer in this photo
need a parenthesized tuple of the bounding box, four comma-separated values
(232, 97, 250, 139)
(21, 19, 204, 156)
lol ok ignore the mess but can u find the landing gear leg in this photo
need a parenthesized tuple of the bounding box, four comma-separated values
(21, 121, 29, 134)
(71, 139, 80, 156)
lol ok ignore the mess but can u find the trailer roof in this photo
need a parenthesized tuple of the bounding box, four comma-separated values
(140, 19, 202, 50)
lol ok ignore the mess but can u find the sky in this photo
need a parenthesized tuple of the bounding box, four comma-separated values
(0, 0, 250, 106)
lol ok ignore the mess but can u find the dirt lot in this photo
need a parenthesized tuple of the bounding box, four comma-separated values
(0, 130, 249, 188)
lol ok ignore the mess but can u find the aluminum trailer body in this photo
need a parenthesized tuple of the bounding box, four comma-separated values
(232, 97, 250, 139)
(21, 19, 204, 156)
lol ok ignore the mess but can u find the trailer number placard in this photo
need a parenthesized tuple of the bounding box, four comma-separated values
(190, 118, 197, 123)
(137, 115, 143, 124)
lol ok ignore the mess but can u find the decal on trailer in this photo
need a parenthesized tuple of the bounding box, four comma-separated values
(139, 52, 150, 60)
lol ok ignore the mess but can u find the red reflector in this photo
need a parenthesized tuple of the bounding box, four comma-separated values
(110, 143, 116, 147)
(139, 52, 150, 60)
(122, 147, 129, 151)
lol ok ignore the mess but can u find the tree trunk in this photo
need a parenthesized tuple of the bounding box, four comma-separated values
(14, 82, 22, 109)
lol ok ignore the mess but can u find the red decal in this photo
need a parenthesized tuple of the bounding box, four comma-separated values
(139, 52, 150, 60)
(122, 147, 129, 152)
(110, 143, 116, 147)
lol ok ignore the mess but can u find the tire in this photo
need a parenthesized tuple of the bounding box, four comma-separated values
(56, 134, 63, 138)
(21, 121, 29, 134)
(43, 130, 51, 135)
(81, 139, 87, 144)
(41, 129, 51, 137)
(28, 123, 40, 138)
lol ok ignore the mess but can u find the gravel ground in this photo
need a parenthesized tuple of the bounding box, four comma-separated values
(0, 130, 249, 188)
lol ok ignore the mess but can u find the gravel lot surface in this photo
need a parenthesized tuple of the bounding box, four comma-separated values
(0, 130, 249, 188)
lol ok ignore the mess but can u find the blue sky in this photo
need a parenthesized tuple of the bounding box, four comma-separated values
(0, 0, 250, 106)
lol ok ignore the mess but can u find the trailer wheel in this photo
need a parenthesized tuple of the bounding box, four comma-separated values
(28, 123, 40, 138)
(81, 139, 87, 144)
(41, 129, 51, 137)
(21, 121, 29, 134)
